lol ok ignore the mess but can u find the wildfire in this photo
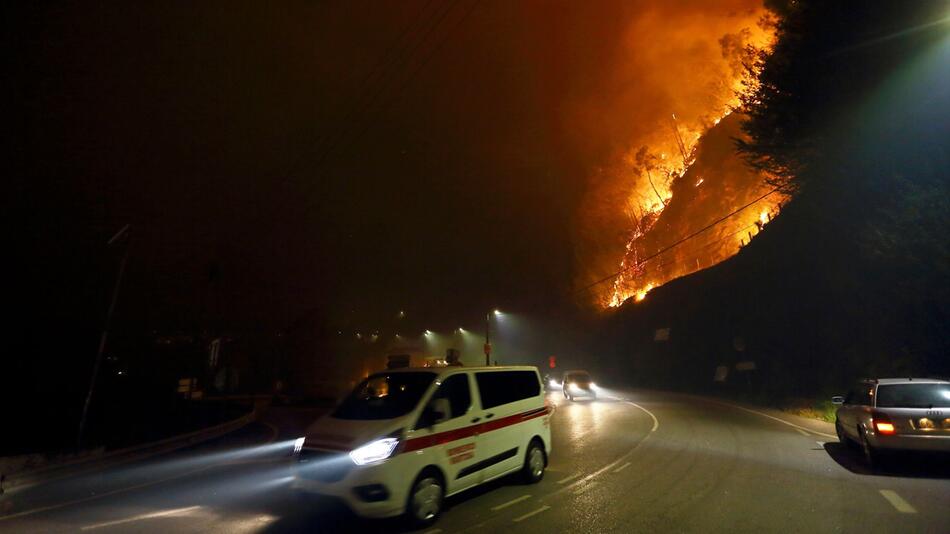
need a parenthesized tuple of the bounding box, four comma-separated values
(600, 14, 782, 309)
(567, 2, 784, 309)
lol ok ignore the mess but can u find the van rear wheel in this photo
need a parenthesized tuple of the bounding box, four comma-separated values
(522, 440, 546, 484)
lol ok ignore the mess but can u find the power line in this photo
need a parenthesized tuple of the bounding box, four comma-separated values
(651, 221, 759, 271)
(312, 0, 479, 184)
(280, 0, 452, 187)
(303, 0, 463, 176)
(303, 0, 441, 164)
(577, 187, 783, 295)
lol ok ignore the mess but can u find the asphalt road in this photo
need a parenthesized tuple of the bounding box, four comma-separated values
(2, 390, 948, 533)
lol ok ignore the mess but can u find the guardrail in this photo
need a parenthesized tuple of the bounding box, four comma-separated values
(1, 399, 267, 495)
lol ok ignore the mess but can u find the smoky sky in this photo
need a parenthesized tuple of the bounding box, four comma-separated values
(10, 0, 768, 336)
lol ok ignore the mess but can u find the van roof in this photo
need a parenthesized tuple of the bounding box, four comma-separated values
(377, 365, 539, 375)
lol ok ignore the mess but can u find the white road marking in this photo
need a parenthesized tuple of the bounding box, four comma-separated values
(491, 494, 532, 511)
(512, 505, 550, 523)
(552, 400, 659, 497)
(556, 473, 580, 484)
(573, 482, 598, 495)
(422, 529, 443, 534)
(0, 423, 283, 521)
(879, 490, 917, 514)
(80, 505, 203, 530)
(626, 401, 659, 432)
(795, 428, 810, 436)
(0, 464, 220, 521)
(613, 462, 632, 473)
(711, 401, 836, 439)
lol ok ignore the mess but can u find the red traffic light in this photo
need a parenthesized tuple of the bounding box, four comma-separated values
(548, 356, 556, 368)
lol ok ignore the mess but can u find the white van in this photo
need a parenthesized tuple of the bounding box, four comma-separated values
(292, 366, 552, 527)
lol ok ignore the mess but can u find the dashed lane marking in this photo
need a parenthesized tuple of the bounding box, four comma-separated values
(80, 505, 203, 530)
(422, 529, 443, 534)
(512, 505, 550, 523)
(491, 494, 532, 511)
(573, 482, 598, 496)
(556, 473, 580, 484)
(553, 400, 659, 496)
(613, 462, 631, 473)
(879, 490, 917, 514)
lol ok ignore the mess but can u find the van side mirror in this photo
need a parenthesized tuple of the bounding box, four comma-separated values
(831, 395, 845, 405)
(417, 407, 444, 429)
(417, 398, 450, 429)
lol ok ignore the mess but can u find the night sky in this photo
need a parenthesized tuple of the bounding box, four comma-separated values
(10, 0, 765, 341)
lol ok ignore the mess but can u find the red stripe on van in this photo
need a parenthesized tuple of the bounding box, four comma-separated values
(402, 405, 551, 453)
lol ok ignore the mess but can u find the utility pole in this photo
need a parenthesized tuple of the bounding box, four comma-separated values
(484, 311, 491, 366)
(78, 224, 131, 450)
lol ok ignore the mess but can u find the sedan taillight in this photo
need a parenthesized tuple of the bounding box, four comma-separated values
(871, 412, 896, 435)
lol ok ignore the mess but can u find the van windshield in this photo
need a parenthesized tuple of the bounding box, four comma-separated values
(333, 372, 437, 420)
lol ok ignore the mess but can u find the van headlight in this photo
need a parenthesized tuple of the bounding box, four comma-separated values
(349, 437, 400, 465)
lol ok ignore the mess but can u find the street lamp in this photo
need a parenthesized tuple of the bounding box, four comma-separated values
(78, 224, 131, 450)
(485, 309, 501, 366)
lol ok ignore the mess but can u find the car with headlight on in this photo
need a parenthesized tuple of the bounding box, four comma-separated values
(561, 370, 598, 401)
(833, 378, 950, 466)
(292, 366, 552, 527)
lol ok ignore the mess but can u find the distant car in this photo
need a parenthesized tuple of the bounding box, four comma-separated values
(562, 370, 597, 401)
(833, 378, 950, 466)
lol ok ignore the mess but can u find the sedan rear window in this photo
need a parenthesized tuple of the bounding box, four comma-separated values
(876, 384, 950, 408)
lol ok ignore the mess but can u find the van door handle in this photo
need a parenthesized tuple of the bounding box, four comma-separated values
(485, 413, 495, 419)
(471, 417, 481, 423)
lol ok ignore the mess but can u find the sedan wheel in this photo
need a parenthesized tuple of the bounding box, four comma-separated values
(409, 475, 444, 527)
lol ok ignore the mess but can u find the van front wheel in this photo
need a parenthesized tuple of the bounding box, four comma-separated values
(522, 440, 546, 484)
(407, 469, 444, 528)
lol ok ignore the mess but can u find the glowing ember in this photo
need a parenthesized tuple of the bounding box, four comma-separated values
(635, 283, 655, 302)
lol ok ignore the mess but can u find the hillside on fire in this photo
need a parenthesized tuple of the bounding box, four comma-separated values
(590, 0, 950, 400)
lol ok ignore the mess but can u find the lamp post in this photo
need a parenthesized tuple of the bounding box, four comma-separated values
(484, 309, 500, 366)
(78, 224, 131, 450)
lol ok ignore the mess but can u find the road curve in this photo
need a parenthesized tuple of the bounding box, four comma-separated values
(1, 391, 947, 533)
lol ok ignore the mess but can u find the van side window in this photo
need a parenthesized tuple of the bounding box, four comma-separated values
(433, 374, 471, 419)
(475, 371, 540, 409)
